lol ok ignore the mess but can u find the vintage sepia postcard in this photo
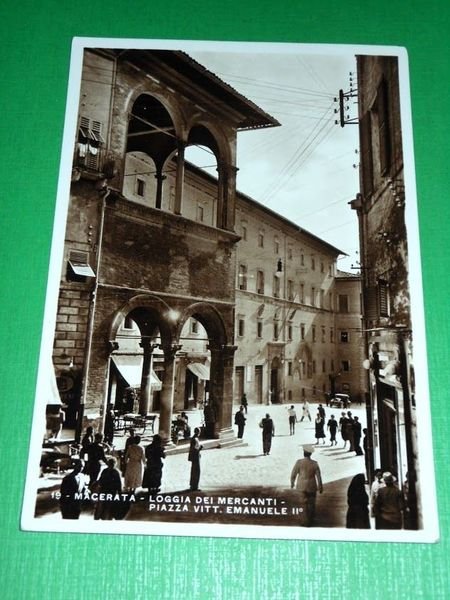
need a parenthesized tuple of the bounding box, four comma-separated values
(21, 37, 439, 542)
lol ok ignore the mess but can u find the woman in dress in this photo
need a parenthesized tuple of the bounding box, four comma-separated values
(143, 434, 166, 495)
(124, 435, 145, 493)
(346, 473, 370, 528)
(315, 413, 326, 444)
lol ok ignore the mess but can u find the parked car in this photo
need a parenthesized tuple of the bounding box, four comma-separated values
(329, 393, 351, 409)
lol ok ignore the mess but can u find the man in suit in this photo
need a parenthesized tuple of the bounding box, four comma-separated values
(290, 444, 323, 526)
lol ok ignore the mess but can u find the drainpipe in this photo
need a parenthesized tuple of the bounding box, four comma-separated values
(78, 185, 110, 438)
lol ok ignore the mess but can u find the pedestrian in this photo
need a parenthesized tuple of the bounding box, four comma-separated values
(346, 473, 370, 529)
(94, 457, 123, 520)
(327, 414, 338, 446)
(315, 412, 326, 444)
(85, 433, 108, 485)
(352, 416, 363, 455)
(59, 458, 87, 519)
(188, 427, 203, 491)
(125, 427, 137, 451)
(373, 472, 404, 529)
(80, 426, 94, 460)
(318, 403, 326, 421)
(363, 428, 370, 482)
(287, 405, 297, 435)
(124, 434, 145, 493)
(259, 413, 275, 455)
(104, 405, 115, 445)
(290, 444, 323, 526)
(370, 469, 385, 517)
(339, 411, 349, 448)
(345, 411, 355, 452)
(300, 400, 311, 422)
(241, 393, 248, 414)
(143, 434, 166, 495)
(234, 405, 246, 439)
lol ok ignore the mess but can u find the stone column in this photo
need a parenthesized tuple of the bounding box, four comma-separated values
(158, 344, 182, 443)
(224, 165, 238, 231)
(208, 344, 237, 438)
(139, 340, 158, 415)
(154, 169, 166, 209)
(174, 140, 185, 216)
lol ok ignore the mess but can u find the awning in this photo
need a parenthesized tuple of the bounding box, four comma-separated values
(187, 362, 210, 380)
(112, 355, 162, 390)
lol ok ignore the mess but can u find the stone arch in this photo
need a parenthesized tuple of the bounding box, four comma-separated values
(108, 293, 176, 349)
(176, 301, 228, 348)
(186, 119, 232, 168)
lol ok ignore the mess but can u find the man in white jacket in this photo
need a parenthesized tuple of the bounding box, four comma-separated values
(290, 444, 323, 526)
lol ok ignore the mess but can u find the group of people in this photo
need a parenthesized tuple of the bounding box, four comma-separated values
(345, 469, 406, 529)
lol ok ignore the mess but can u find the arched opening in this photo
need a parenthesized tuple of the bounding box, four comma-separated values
(270, 356, 282, 404)
(176, 317, 210, 411)
(107, 313, 164, 416)
(124, 94, 177, 209)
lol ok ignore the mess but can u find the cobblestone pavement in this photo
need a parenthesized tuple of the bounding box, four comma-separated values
(157, 401, 367, 493)
(35, 401, 368, 529)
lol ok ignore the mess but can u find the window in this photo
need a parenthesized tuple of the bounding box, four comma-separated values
(320, 289, 325, 308)
(288, 361, 293, 376)
(340, 331, 349, 343)
(136, 178, 146, 197)
(190, 319, 199, 334)
(338, 294, 349, 313)
(287, 323, 293, 341)
(273, 275, 280, 298)
(238, 264, 247, 290)
(256, 270, 265, 295)
(287, 279, 294, 301)
(273, 321, 279, 340)
(300, 323, 305, 340)
(241, 225, 247, 241)
(322, 359, 326, 373)
(311, 256, 316, 270)
(330, 328, 334, 343)
(300, 283, 305, 303)
(311, 287, 315, 306)
(77, 116, 105, 171)
(288, 390, 292, 401)
(321, 261, 325, 273)
(124, 316, 134, 329)
(67, 249, 95, 282)
(321, 326, 326, 343)
(301, 253, 305, 266)
(378, 279, 390, 317)
(377, 78, 391, 175)
(196, 204, 204, 222)
(312, 325, 316, 342)
(312, 360, 316, 374)
(258, 232, 264, 248)
(237, 318, 245, 337)
(288, 246, 293, 260)
(257, 320, 263, 338)
(274, 238, 279, 254)
(341, 360, 351, 372)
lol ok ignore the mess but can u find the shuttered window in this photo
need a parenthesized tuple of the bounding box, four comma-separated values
(377, 78, 391, 175)
(378, 279, 390, 316)
(360, 111, 373, 197)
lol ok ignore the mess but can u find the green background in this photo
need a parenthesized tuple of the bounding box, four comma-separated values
(1, 1, 449, 598)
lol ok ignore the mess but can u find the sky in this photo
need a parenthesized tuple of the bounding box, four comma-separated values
(187, 46, 361, 272)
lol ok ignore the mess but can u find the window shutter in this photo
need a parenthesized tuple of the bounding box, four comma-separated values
(360, 111, 373, 197)
(365, 286, 378, 322)
(378, 280, 389, 316)
(377, 79, 391, 175)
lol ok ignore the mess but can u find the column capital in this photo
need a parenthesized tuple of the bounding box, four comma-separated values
(139, 340, 159, 353)
(162, 343, 182, 361)
(108, 340, 119, 354)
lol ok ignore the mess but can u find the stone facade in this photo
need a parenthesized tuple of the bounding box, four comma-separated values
(351, 55, 419, 528)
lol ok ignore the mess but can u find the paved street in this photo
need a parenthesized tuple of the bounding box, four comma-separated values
(35, 401, 369, 529)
